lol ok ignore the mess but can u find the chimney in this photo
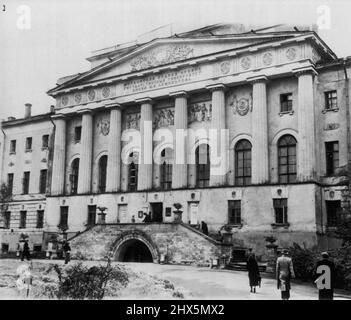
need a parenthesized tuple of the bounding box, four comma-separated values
(24, 103, 32, 118)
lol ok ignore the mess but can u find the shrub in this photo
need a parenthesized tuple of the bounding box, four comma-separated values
(49, 260, 128, 300)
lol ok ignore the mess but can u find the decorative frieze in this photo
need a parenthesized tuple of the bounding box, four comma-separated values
(188, 101, 212, 123)
(130, 44, 194, 72)
(153, 108, 174, 129)
(125, 113, 141, 130)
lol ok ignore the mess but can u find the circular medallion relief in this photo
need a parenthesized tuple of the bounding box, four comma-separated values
(74, 93, 82, 104)
(87, 89, 96, 101)
(220, 61, 231, 74)
(236, 98, 250, 116)
(286, 47, 297, 61)
(102, 87, 111, 98)
(262, 52, 273, 66)
(61, 95, 69, 106)
(240, 57, 251, 70)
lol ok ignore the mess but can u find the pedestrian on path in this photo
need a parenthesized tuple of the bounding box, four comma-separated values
(276, 249, 295, 300)
(246, 249, 261, 293)
(314, 251, 336, 300)
(63, 241, 71, 265)
(21, 239, 31, 261)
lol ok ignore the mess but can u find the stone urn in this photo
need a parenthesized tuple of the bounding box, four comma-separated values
(97, 206, 107, 224)
(173, 203, 183, 223)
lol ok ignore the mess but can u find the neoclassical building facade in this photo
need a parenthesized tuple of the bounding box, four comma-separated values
(1, 24, 350, 260)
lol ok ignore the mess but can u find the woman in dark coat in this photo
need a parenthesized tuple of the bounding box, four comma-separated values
(247, 251, 261, 293)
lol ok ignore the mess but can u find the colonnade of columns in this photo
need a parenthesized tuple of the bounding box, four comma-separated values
(50, 69, 316, 195)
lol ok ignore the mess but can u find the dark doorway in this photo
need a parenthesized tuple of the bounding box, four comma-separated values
(117, 239, 153, 262)
(150, 202, 163, 222)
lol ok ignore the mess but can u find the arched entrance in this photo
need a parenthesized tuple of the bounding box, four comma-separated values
(116, 239, 153, 262)
(112, 231, 160, 263)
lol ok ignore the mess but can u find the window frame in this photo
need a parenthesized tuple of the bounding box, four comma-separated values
(278, 135, 297, 184)
(196, 144, 210, 188)
(128, 161, 138, 192)
(59, 206, 69, 230)
(39, 169, 48, 194)
(74, 126, 82, 143)
(22, 171, 30, 195)
(326, 200, 341, 227)
(10, 140, 16, 154)
(7, 173, 14, 195)
(98, 155, 108, 193)
(25, 137, 32, 152)
(280, 93, 293, 113)
(42, 134, 49, 149)
(235, 140, 252, 186)
(228, 200, 242, 225)
(70, 159, 79, 195)
(324, 90, 338, 110)
(325, 141, 339, 175)
(4, 211, 11, 229)
(36, 210, 44, 229)
(19, 210, 27, 229)
(273, 198, 288, 225)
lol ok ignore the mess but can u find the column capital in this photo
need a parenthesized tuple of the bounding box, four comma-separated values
(77, 108, 93, 115)
(247, 75, 268, 84)
(105, 102, 122, 110)
(135, 97, 153, 105)
(293, 66, 318, 77)
(51, 114, 66, 121)
(169, 90, 188, 98)
(206, 83, 227, 92)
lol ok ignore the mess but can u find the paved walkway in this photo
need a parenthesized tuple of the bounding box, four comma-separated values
(121, 262, 351, 300)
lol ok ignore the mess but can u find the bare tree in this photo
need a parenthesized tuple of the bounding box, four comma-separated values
(0, 183, 12, 228)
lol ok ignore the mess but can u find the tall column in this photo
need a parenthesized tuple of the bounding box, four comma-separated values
(136, 98, 153, 190)
(207, 84, 228, 186)
(249, 76, 269, 184)
(51, 114, 66, 195)
(77, 109, 93, 194)
(170, 91, 188, 189)
(295, 67, 316, 181)
(106, 104, 122, 192)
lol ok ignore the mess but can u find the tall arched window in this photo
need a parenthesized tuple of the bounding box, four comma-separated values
(278, 135, 297, 183)
(128, 152, 138, 191)
(196, 144, 210, 188)
(70, 158, 79, 194)
(160, 148, 173, 190)
(235, 139, 252, 186)
(98, 155, 108, 193)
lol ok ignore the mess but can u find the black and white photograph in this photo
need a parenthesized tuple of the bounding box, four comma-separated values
(1, 0, 351, 310)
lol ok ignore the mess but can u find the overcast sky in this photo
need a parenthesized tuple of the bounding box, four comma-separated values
(1, 0, 351, 121)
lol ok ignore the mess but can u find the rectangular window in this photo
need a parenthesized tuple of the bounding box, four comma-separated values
(36, 210, 44, 229)
(19, 211, 27, 229)
(10, 140, 16, 154)
(74, 126, 82, 143)
(87, 205, 96, 226)
(7, 173, 14, 195)
(4, 212, 11, 229)
(273, 198, 288, 224)
(39, 169, 47, 194)
(25, 137, 32, 152)
(59, 206, 69, 230)
(325, 90, 337, 110)
(325, 141, 339, 175)
(42, 134, 49, 149)
(228, 200, 242, 225)
(326, 200, 341, 227)
(22, 171, 30, 194)
(280, 93, 293, 112)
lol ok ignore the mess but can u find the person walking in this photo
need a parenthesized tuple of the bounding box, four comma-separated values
(314, 252, 336, 300)
(21, 239, 31, 261)
(201, 221, 209, 236)
(276, 249, 295, 300)
(63, 241, 71, 265)
(246, 249, 261, 293)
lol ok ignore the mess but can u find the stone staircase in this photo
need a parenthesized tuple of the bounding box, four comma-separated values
(68, 222, 232, 265)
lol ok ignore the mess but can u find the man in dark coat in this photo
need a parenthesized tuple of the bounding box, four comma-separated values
(63, 241, 71, 265)
(201, 221, 209, 236)
(314, 252, 336, 300)
(247, 249, 261, 293)
(21, 240, 31, 261)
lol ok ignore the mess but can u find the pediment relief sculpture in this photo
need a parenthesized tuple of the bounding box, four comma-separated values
(188, 101, 212, 123)
(125, 113, 141, 130)
(153, 108, 174, 129)
(228, 93, 253, 116)
(130, 44, 194, 72)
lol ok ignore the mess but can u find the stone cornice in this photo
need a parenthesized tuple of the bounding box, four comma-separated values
(105, 102, 122, 110)
(292, 65, 318, 77)
(169, 90, 188, 98)
(77, 108, 93, 115)
(206, 83, 227, 92)
(246, 75, 268, 84)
